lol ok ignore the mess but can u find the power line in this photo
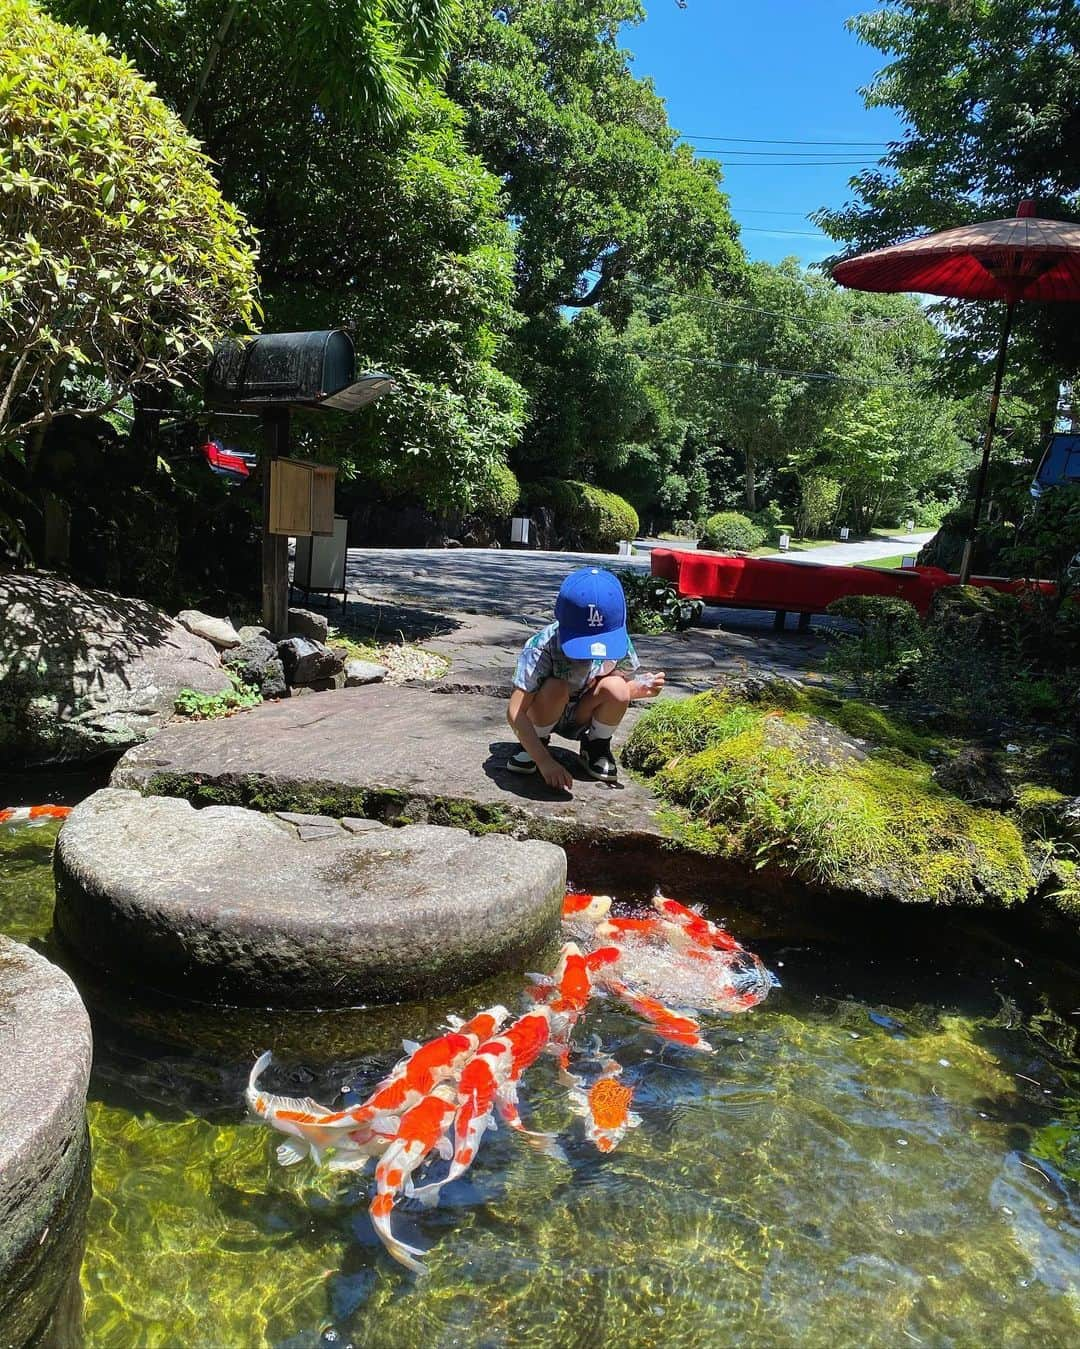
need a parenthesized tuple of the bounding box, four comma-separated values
(739, 209, 819, 218)
(680, 134, 892, 147)
(740, 227, 830, 238)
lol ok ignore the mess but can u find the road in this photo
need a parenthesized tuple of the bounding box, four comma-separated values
(758, 531, 934, 567)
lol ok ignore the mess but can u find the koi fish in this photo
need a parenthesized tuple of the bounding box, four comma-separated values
(370, 1082, 459, 1274)
(528, 942, 621, 1078)
(595, 914, 672, 942)
(246, 1052, 380, 1168)
(561, 891, 613, 922)
(410, 1006, 558, 1205)
(652, 894, 740, 953)
(326, 1004, 510, 1139)
(567, 1059, 642, 1153)
(0, 804, 71, 828)
(601, 977, 714, 1053)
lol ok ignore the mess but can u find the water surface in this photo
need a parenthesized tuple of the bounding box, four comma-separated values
(2, 813, 1078, 1348)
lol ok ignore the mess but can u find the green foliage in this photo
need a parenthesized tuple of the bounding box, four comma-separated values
(698, 511, 765, 553)
(826, 596, 924, 694)
(470, 461, 520, 520)
(0, 0, 258, 460)
(817, 0, 1080, 412)
(794, 474, 840, 538)
(624, 688, 1033, 904)
(523, 478, 639, 552)
(619, 571, 703, 634)
(174, 673, 261, 720)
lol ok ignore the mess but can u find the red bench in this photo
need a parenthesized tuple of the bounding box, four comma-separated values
(650, 549, 1055, 628)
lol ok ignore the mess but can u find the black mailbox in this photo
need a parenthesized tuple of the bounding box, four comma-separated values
(206, 329, 392, 412)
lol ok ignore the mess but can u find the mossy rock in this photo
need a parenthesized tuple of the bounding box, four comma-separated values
(624, 688, 1033, 908)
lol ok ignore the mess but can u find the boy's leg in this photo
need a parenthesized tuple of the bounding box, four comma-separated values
(572, 676, 630, 782)
(508, 679, 570, 774)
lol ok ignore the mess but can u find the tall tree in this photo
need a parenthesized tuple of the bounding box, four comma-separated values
(815, 0, 1079, 423)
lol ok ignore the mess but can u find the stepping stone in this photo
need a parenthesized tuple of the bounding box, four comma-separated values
(54, 789, 566, 1008)
(0, 937, 91, 1348)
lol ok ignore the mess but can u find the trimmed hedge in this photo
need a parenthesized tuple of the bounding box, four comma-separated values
(698, 511, 765, 552)
(523, 479, 639, 552)
(471, 462, 520, 520)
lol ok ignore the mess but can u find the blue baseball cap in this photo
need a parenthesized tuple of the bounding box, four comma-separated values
(555, 568, 629, 661)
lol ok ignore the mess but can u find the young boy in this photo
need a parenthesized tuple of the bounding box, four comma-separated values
(507, 567, 665, 788)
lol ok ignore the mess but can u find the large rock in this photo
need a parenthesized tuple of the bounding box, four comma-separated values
(286, 607, 328, 643)
(177, 609, 241, 650)
(277, 635, 344, 685)
(54, 789, 566, 1007)
(0, 572, 232, 765)
(0, 937, 92, 1349)
(223, 636, 288, 699)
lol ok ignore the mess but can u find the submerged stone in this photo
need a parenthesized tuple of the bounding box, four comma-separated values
(0, 936, 92, 1349)
(54, 788, 566, 1007)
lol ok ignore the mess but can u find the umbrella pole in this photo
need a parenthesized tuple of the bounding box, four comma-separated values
(959, 301, 1016, 584)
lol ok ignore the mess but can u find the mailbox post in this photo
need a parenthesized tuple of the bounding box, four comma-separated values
(207, 331, 392, 633)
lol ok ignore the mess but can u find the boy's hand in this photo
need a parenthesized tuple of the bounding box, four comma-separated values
(628, 671, 666, 699)
(539, 754, 574, 792)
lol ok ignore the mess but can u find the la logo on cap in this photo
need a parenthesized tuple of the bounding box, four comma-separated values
(587, 604, 604, 628)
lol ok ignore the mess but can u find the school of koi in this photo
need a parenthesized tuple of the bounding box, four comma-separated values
(246, 890, 779, 1275)
(1, 808, 777, 1274)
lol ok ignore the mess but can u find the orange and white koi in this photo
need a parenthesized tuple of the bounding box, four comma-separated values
(528, 941, 621, 1077)
(0, 804, 71, 828)
(561, 891, 613, 923)
(652, 894, 740, 953)
(411, 1006, 558, 1204)
(601, 977, 714, 1053)
(370, 1082, 459, 1274)
(311, 1004, 511, 1147)
(567, 1059, 642, 1153)
(246, 1052, 381, 1168)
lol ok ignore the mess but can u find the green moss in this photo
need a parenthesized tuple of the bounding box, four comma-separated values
(627, 691, 1034, 906)
(1016, 784, 1069, 839)
(1049, 858, 1080, 920)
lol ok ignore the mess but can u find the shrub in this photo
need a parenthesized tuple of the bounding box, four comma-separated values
(794, 475, 840, 538)
(826, 596, 923, 694)
(471, 461, 520, 521)
(0, 0, 258, 468)
(698, 511, 765, 552)
(523, 479, 639, 552)
(175, 674, 261, 720)
(619, 571, 703, 634)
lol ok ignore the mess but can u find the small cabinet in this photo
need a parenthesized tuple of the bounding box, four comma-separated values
(268, 458, 337, 536)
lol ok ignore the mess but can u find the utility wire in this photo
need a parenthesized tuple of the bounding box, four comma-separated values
(679, 134, 893, 146)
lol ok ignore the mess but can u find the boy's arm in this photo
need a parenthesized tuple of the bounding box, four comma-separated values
(507, 689, 573, 791)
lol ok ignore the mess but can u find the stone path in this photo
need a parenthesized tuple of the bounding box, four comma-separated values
(55, 788, 566, 1006)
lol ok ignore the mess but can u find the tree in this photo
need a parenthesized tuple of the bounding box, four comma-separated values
(0, 0, 258, 456)
(51, 0, 460, 130)
(52, 2, 526, 510)
(449, 0, 743, 319)
(815, 0, 1080, 423)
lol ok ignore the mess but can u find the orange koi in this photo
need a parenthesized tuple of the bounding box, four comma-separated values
(531, 941, 621, 1017)
(338, 1004, 509, 1133)
(652, 894, 740, 953)
(371, 1082, 459, 1274)
(245, 1052, 382, 1168)
(595, 915, 668, 941)
(567, 1059, 642, 1153)
(0, 804, 71, 827)
(602, 977, 714, 1053)
(561, 891, 613, 922)
(411, 1007, 556, 1204)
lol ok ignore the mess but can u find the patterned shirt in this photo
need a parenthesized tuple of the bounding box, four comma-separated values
(513, 622, 639, 697)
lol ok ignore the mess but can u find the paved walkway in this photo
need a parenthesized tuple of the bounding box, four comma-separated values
(759, 531, 934, 567)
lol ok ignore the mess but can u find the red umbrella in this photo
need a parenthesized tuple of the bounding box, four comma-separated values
(833, 201, 1080, 581)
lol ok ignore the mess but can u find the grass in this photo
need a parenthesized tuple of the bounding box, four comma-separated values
(860, 554, 918, 570)
(622, 685, 1032, 906)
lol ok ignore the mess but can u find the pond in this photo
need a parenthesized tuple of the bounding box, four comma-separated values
(2, 782, 1079, 1348)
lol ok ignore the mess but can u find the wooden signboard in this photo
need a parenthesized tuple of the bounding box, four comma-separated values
(268, 458, 337, 536)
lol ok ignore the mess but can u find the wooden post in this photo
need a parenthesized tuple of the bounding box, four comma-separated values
(959, 302, 1015, 585)
(261, 407, 290, 635)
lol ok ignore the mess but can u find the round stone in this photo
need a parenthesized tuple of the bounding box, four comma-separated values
(54, 789, 567, 1008)
(0, 937, 92, 1348)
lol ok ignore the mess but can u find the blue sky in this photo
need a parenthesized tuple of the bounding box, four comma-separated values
(625, 1, 906, 267)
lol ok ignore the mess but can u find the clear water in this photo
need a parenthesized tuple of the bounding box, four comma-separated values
(3, 808, 1079, 1348)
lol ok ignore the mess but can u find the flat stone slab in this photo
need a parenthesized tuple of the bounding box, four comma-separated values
(112, 684, 671, 850)
(0, 937, 92, 1349)
(54, 789, 566, 1007)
